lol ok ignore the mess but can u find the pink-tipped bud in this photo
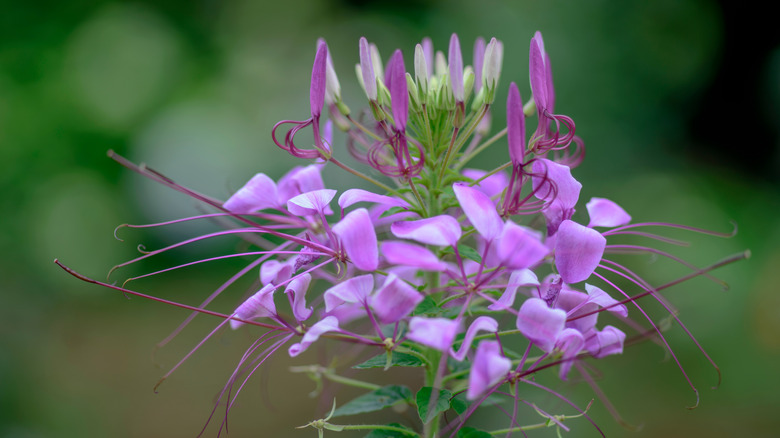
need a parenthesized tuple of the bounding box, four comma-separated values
(448, 33, 464, 103)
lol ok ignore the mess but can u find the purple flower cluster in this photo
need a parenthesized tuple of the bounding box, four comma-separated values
(58, 31, 745, 437)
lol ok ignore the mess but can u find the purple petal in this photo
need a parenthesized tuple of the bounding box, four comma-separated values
(286, 273, 313, 322)
(496, 221, 549, 270)
(323, 274, 374, 312)
(359, 37, 377, 100)
(382, 241, 448, 272)
(554, 220, 606, 284)
(332, 208, 378, 271)
(277, 165, 325, 204)
(488, 269, 539, 311)
(448, 33, 464, 102)
(288, 316, 339, 357)
(223, 173, 280, 213)
(473, 37, 486, 93)
(321, 302, 365, 325)
(369, 273, 423, 324)
(531, 158, 581, 208)
(554, 328, 584, 380)
(338, 189, 410, 211)
(287, 189, 336, 216)
(584, 325, 625, 358)
(231, 284, 276, 329)
(532, 158, 582, 233)
(585, 283, 628, 317)
(462, 168, 509, 200)
(390, 215, 462, 247)
(529, 31, 548, 111)
(310, 41, 328, 118)
(407, 317, 460, 351)
(556, 289, 598, 334)
(260, 259, 294, 286)
(451, 316, 499, 361)
(586, 197, 631, 228)
(516, 297, 566, 352)
(388, 50, 409, 131)
(453, 183, 502, 241)
(506, 82, 525, 164)
(467, 340, 511, 400)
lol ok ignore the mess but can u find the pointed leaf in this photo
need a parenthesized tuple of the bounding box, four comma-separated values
(353, 352, 425, 369)
(416, 387, 452, 423)
(331, 385, 412, 417)
(363, 423, 417, 437)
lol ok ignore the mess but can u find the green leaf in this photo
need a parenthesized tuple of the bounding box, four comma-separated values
(450, 393, 469, 415)
(332, 385, 412, 417)
(363, 423, 417, 437)
(353, 352, 425, 369)
(457, 244, 482, 263)
(416, 387, 452, 423)
(456, 427, 493, 438)
(412, 296, 440, 316)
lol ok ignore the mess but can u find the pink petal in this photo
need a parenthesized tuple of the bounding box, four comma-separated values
(277, 165, 325, 204)
(391, 215, 462, 247)
(332, 208, 378, 271)
(586, 197, 631, 228)
(448, 33, 464, 102)
(497, 221, 549, 270)
(388, 50, 409, 131)
(223, 173, 279, 213)
(554, 328, 584, 380)
(584, 283, 628, 317)
(338, 189, 410, 211)
(287, 189, 336, 216)
(288, 316, 339, 357)
(529, 31, 548, 111)
(516, 297, 566, 352)
(407, 317, 460, 351)
(506, 82, 525, 164)
(260, 259, 294, 286)
(453, 183, 502, 241)
(584, 325, 625, 358)
(381, 241, 448, 272)
(554, 220, 605, 284)
(285, 273, 313, 322)
(488, 269, 539, 311)
(323, 274, 374, 312)
(462, 168, 509, 200)
(310, 41, 328, 118)
(467, 340, 511, 400)
(451, 316, 499, 361)
(359, 37, 377, 100)
(369, 273, 423, 324)
(230, 284, 276, 330)
(531, 158, 581, 208)
(556, 289, 598, 334)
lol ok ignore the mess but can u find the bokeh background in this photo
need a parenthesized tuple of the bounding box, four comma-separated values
(2, 0, 778, 437)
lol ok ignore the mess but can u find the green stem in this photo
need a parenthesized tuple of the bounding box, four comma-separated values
(456, 127, 507, 170)
(322, 370, 382, 391)
(329, 157, 404, 198)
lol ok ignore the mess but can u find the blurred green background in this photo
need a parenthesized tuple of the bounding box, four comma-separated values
(2, 0, 778, 437)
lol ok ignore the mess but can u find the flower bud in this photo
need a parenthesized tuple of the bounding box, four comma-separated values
(414, 44, 429, 96)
